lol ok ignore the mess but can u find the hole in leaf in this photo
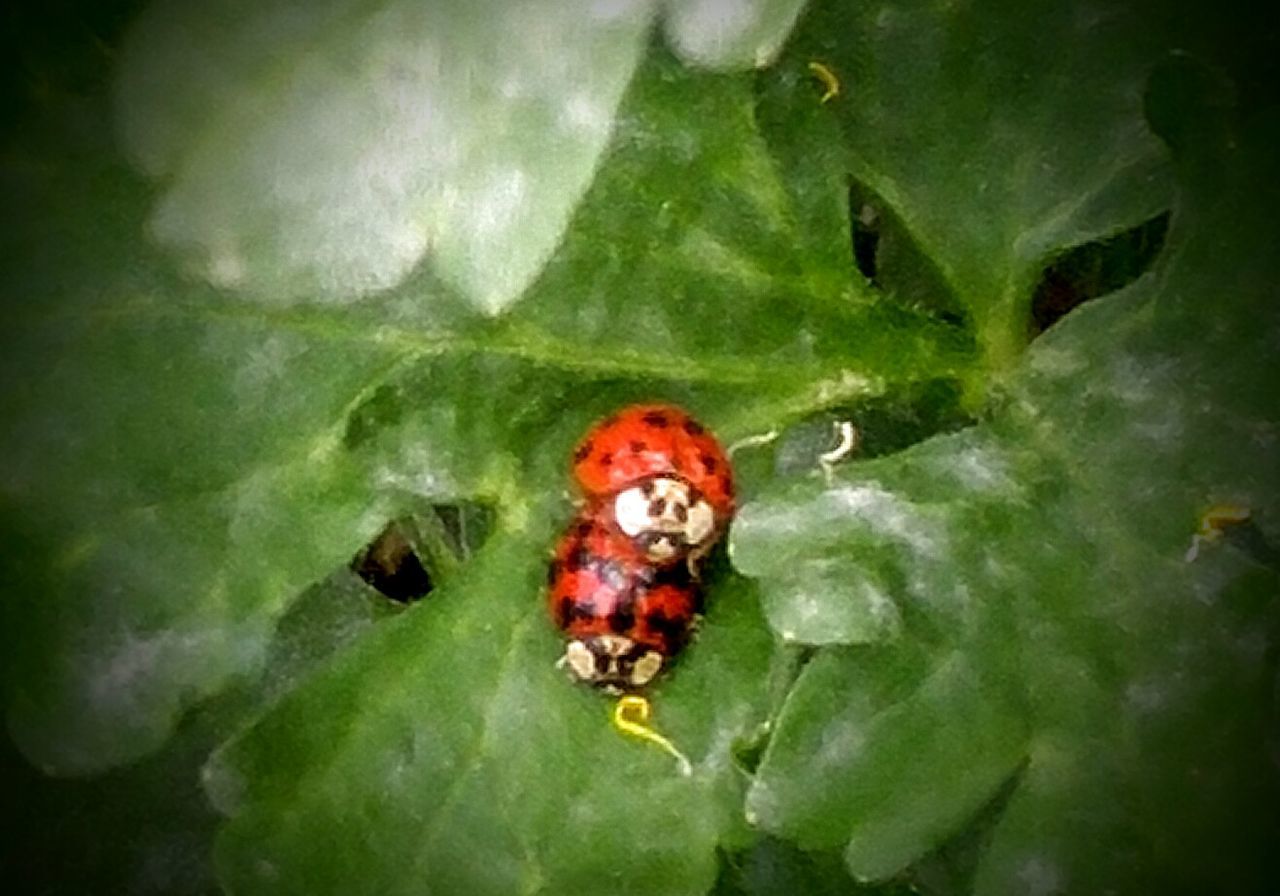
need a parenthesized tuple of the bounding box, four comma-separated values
(352, 521, 433, 603)
(847, 179, 967, 328)
(1029, 212, 1170, 336)
(351, 503, 494, 603)
(849, 189, 880, 281)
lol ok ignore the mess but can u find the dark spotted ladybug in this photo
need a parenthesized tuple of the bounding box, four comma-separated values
(571, 404, 735, 565)
(548, 502, 700, 691)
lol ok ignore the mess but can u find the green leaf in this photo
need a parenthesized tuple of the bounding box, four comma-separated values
(4, 1, 1275, 893)
(662, 0, 809, 70)
(208, 525, 780, 896)
(713, 835, 899, 896)
(747, 644, 1029, 883)
(0, 565, 392, 893)
(115, 0, 658, 312)
(3, 31, 968, 779)
(735, 101, 1280, 890)
(756, 0, 1180, 369)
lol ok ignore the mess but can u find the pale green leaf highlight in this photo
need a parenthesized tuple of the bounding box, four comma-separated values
(663, 0, 809, 69)
(115, 0, 658, 311)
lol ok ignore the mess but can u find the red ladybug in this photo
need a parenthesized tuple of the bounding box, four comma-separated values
(571, 404, 735, 565)
(547, 503, 700, 690)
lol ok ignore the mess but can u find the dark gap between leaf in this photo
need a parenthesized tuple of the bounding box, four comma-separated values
(1220, 517, 1280, 570)
(730, 722, 772, 777)
(714, 837, 874, 896)
(907, 762, 1027, 896)
(1029, 212, 1170, 337)
(774, 380, 974, 478)
(0, 0, 146, 130)
(846, 178, 967, 328)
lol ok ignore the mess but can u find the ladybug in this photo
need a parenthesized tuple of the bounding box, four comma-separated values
(571, 404, 735, 565)
(548, 503, 701, 690)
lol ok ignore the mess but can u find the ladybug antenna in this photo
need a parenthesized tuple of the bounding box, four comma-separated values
(612, 695, 692, 777)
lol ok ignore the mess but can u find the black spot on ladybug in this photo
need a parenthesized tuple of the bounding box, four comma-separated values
(651, 564, 693, 588)
(565, 547, 592, 572)
(571, 600, 598, 621)
(641, 410, 670, 428)
(622, 641, 651, 662)
(556, 596, 573, 627)
(597, 451, 613, 467)
(573, 440, 593, 463)
(700, 453, 718, 473)
(645, 609, 688, 646)
(593, 649, 613, 675)
(607, 609, 635, 634)
(682, 418, 705, 436)
(628, 439, 646, 453)
(546, 560, 563, 586)
(574, 520, 593, 539)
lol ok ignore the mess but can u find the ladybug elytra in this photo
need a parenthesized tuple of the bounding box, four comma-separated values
(549, 404, 736, 691)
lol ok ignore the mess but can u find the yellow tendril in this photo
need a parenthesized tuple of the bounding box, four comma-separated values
(1185, 503, 1251, 561)
(807, 61, 840, 104)
(612, 695, 692, 777)
(1197, 503, 1251, 539)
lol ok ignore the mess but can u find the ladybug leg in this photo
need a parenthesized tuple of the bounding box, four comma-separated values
(683, 528, 721, 580)
(684, 549, 704, 582)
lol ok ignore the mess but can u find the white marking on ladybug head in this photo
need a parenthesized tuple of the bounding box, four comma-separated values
(614, 477, 719, 562)
(563, 640, 596, 682)
(684, 499, 715, 548)
(629, 650, 663, 687)
(562, 635, 663, 690)
(615, 477, 693, 536)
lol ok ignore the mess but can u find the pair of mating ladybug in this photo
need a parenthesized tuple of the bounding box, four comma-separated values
(548, 404, 735, 691)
